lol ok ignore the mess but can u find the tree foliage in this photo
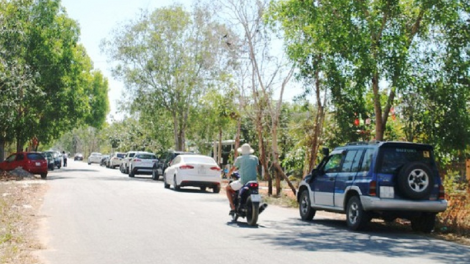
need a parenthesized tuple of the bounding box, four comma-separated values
(0, 0, 109, 156)
(269, 0, 470, 164)
(102, 4, 233, 151)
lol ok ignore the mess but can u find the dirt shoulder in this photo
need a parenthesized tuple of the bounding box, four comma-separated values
(0, 174, 48, 264)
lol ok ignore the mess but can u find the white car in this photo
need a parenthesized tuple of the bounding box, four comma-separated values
(87, 152, 102, 165)
(163, 154, 221, 193)
(128, 152, 158, 177)
(108, 152, 126, 169)
(120, 151, 138, 174)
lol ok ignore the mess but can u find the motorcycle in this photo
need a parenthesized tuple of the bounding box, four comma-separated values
(229, 172, 267, 226)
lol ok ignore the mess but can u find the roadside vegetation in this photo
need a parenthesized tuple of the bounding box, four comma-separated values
(1, 0, 469, 257)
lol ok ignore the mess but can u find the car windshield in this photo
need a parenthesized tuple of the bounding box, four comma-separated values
(183, 156, 216, 164)
(378, 146, 434, 174)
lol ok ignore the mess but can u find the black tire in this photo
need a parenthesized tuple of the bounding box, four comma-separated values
(40, 173, 47, 179)
(49, 165, 54, 171)
(129, 167, 135, 178)
(152, 168, 159, 181)
(213, 186, 220, 193)
(246, 196, 259, 226)
(346, 196, 370, 231)
(200, 186, 207, 192)
(120, 165, 125, 174)
(299, 189, 316, 221)
(397, 162, 434, 200)
(411, 213, 436, 233)
(174, 176, 180, 191)
(163, 175, 170, 189)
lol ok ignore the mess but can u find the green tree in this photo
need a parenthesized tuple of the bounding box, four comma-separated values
(102, 4, 232, 151)
(270, 0, 468, 144)
(0, 0, 109, 154)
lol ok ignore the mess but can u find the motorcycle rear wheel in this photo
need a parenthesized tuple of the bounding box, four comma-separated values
(246, 196, 259, 226)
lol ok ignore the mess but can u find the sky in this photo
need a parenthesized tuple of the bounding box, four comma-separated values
(61, 0, 191, 121)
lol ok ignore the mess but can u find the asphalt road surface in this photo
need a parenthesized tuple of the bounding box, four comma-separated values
(37, 160, 470, 264)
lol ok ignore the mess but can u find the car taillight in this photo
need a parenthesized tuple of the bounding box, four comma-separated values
(210, 166, 221, 171)
(180, 165, 194, 169)
(249, 182, 259, 188)
(369, 180, 377, 196)
(438, 185, 446, 200)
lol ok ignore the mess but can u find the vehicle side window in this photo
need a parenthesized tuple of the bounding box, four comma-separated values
(360, 149, 374, 172)
(16, 154, 24, 161)
(324, 154, 342, 173)
(341, 150, 361, 172)
(6, 154, 16, 162)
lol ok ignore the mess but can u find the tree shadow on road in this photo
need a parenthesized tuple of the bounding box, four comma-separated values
(246, 217, 469, 264)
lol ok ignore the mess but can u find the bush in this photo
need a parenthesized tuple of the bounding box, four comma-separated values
(435, 170, 470, 236)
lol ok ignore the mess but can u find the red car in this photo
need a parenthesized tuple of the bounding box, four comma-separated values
(0, 152, 48, 179)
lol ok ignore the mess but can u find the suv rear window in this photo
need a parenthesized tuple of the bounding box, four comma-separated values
(28, 153, 45, 160)
(378, 146, 434, 174)
(117, 153, 125, 158)
(136, 154, 157, 159)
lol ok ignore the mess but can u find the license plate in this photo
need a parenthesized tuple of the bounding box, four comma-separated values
(380, 186, 394, 199)
(250, 194, 261, 202)
(35, 162, 41, 166)
(198, 167, 206, 174)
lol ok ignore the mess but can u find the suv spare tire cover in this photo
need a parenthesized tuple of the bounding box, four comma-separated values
(396, 162, 434, 200)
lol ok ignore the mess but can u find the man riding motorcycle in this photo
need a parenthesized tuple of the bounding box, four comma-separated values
(226, 143, 259, 215)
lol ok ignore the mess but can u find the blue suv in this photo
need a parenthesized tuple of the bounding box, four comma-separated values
(297, 141, 447, 233)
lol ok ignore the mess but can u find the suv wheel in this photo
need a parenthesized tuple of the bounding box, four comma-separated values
(346, 196, 370, 231)
(397, 162, 434, 200)
(411, 213, 436, 233)
(299, 189, 315, 221)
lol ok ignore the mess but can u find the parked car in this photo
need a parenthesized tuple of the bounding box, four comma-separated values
(152, 151, 194, 180)
(74, 153, 84, 161)
(297, 141, 448, 233)
(100, 155, 110, 167)
(87, 152, 102, 165)
(43, 151, 61, 169)
(0, 152, 48, 179)
(120, 151, 138, 174)
(108, 152, 126, 169)
(128, 152, 158, 177)
(41, 152, 55, 171)
(163, 154, 221, 193)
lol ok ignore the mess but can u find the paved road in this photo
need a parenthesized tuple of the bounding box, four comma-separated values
(38, 160, 469, 264)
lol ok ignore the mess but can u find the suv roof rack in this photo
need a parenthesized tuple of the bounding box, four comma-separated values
(346, 141, 381, 146)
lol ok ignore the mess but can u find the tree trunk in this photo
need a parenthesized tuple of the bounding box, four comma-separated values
(218, 127, 222, 164)
(0, 138, 5, 161)
(372, 72, 384, 140)
(307, 63, 326, 174)
(172, 113, 179, 150)
(273, 162, 296, 195)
